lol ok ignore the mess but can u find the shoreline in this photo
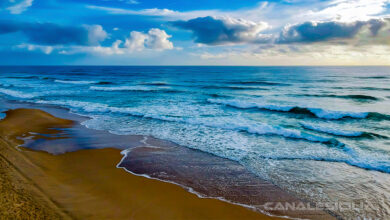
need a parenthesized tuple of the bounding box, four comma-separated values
(0, 108, 278, 219)
(0, 101, 335, 219)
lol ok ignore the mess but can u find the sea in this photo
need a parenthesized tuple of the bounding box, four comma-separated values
(1, 66, 390, 218)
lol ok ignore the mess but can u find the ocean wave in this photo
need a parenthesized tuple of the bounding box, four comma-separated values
(252, 154, 390, 174)
(5, 76, 40, 79)
(0, 88, 80, 99)
(95, 81, 114, 85)
(298, 94, 379, 101)
(208, 98, 390, 120)
(207, 93, 231, 98)
(336, 86, 390, 91)
(186, 120, 344, 147)
(0, 88, 36, 99)
(34, 99, 390, 174)
(35, 100, 110, 113)
(300, 123, 363, 137)
(90, 85, 157, 91)
(140, 82, 169, 86)
(300, 123, 388, 139)
(41, 77, 56, 80)
(201, 85, 267, 90)
(228, 81, 289, 86)
(55, 80, 98, 85)
(35, 99, 345, 147)
(355, 76, 388, 79)
(0, 83, 12, 88)
(332, 94, 379, 101)
(89, 85, 185, 94)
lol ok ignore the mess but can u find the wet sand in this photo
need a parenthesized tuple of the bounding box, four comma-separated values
(0, 108, 277, 219)
(119, 141, 335, 219)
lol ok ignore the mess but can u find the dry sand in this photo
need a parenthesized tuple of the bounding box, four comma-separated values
(0, 108, 277, 219)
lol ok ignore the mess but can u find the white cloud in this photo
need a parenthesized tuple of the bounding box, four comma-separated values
(89, 40, 125, 55)
(16, 44, 54, 54)
(85, 25, 108, 45)
(304, 0, 390, 22)
(87, 5, 181, 17)
(144, 28, 174, 50)
(58, 28, 174, 55)
(86, 5, 223, 21)
(6, 0, 33, 14)
(124, 28, 173, 51)
(124, 31, 148, 51)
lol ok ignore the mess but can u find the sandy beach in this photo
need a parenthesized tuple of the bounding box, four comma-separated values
(0, 108, 281, 219)
(2, 1, 390, 218)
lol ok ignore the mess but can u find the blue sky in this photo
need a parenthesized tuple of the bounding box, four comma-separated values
(1, 0, 390, 65)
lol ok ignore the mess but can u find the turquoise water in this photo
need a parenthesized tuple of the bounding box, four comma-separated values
(1, 66, 390, 218)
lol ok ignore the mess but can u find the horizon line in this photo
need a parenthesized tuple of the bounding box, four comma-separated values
(1, 65, 390, 67)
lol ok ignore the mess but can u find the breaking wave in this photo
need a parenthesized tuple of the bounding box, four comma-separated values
(208, 98, 390, 120)
(55, 80, 98, 85)
(0, 88, 36, 99)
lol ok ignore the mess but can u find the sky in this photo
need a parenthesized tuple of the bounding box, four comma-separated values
(0, 0, 390, 65)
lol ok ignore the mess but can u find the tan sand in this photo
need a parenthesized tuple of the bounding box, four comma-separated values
(0, 109, 278, 219)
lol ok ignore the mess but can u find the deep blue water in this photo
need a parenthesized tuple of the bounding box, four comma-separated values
(1, 66, 390, 218)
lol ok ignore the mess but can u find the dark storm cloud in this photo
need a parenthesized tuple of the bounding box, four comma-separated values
(172, 16, 390, 46)
(277, 19, 389, 44)
(0, 21, 106, 46)
(0, 21, 22, 34)
(170, 16, 269, 45)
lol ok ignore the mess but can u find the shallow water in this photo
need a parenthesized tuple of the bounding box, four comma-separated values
(1, 66, 390, 219)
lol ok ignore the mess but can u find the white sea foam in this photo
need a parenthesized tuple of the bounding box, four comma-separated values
(33, 99, 390, 174)
(35, 100, 110, 113)
(300, 123, 364, 137)
(208, 98, 369, 120)
(0, 88, 36, 99)
(55, 80, 97, 85)
(33, 99, 337, 144)
(0, 88, 80, 99)
(307, 108, 368, 120)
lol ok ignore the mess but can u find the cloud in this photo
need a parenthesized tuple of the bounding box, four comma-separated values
(171, 16, 269, 45)
(0, 21, 107, 46)
(125, 0, 140, 4)
(170, 16, 390, 46)
(0, 21, 21, 34)
(57, 28, 174, 55)
(87, 0, 390, 31)
(4, 0, 33, 14)
(191, 43, 390, 65)
(16, 44, 54, 54)
(85, 25, 108, 45)
(124, 28, 173, 51)
(306, 0, 390, 22)
(144, 28, 174, 50)
(86, 3, 270, 22)
(87, 5, 180, 17)
(277, 18, 390, 44)
(124, 31, 148, 51)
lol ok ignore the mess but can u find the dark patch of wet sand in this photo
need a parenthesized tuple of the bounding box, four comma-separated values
(118, 138, 335, 219)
